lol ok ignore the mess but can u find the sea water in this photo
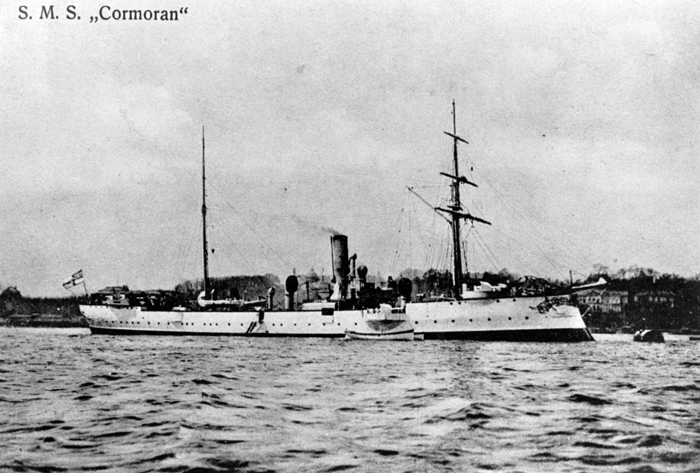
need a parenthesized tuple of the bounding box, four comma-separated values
(0, 328, 698, 472)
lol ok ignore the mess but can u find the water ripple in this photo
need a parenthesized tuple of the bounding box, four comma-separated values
(0, 330, 698, 472)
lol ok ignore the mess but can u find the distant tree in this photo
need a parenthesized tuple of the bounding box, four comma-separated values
(398, 268, 424, 281)
(420, 268, 453, 295)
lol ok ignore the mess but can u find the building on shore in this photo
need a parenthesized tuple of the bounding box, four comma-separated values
(580, 289, 629, 314)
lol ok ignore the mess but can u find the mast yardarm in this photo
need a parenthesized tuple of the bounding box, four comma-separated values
(435, 101, 491, 297)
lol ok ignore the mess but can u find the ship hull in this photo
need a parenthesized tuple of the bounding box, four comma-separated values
(86, 325, 591, 341)
(80, 295, 594, 342)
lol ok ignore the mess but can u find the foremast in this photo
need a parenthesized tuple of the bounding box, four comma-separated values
(202, 127, 210, 299)
(436, 101, 491, 297)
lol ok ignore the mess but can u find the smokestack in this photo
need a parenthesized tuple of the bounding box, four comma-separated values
(267, 287, 275, 310)
(330, 234, 349, 299)
(285, 275, 298, 311)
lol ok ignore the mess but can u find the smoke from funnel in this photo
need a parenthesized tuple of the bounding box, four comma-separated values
(290, 215, 342, 236)
(321, 226, 341, 236)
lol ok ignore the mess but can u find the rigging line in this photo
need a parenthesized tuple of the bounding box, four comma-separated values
(406, 187, 451, 224)
(425, 212, 445, 270)
(205, 180, 297, 270)
(434, 206, 452, 271)
(219, 199, 295, 270)
(402, 186, 442, 271)
(463, 137, 592, 272)
(480, 171, 593, 271)
(408, 200, 413, 271)
(470, 226, 502, 272)
(206, 210, 257, 275)
(393, 194, 414, 272)
(502, 225, 565, 274)
(482, 225, 547, 276)
(471, 230, 500, 274)
(179, 218, 202, 283)
(478, 175, 586, 273)
(390, 206, 405, 271)
(464, 214, 524, 272)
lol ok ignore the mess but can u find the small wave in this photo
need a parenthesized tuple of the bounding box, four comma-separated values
(638, 435, 664, 447)
(211, 373, 240, 380)
(281, 403, 313, 411)
(94, 373, 124, 381)
(658, 451, 699, 464)
(568, 394, 612, 405)
(192, 378, 214, 385)
(0, 424, 57, 435)
(336, 407, 358, 412)
(374, 449, 400, 456)
(323, 465, 358, 472)
(4, 460, 70, 472)
(610, 381, 637, 389)
(659, 384, 700, 392)
(573, 441, 619, 449)
(89, 430, 133, 439)
(577, 455, 643, 466)
(211, 439, 246, 445)
(286, 448, 328, 456)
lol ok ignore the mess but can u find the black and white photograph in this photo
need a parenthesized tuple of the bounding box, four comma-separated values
(1, 1, 699, 471)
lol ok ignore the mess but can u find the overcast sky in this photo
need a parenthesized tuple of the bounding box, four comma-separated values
(1, 0, 698, 297)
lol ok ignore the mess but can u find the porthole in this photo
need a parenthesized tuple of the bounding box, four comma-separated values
(451, 319, 455, 323)
(487, 318, 491, 321)
(525, 316, 529, 320)
(508, 317, 511, 320)
(434, 320, 437, 323)
(469, 319, 473, 322)
(415, 321, 418, 325)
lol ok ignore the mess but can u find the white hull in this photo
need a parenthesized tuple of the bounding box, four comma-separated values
(80, 294, 594, 342)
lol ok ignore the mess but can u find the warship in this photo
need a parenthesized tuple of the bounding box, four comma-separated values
(81, 104, 598, 341)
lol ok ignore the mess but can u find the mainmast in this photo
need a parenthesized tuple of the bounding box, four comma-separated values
(202, 126, 210, 299)
(436, 101, 491, 298)
(450, 101, 464, 295)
